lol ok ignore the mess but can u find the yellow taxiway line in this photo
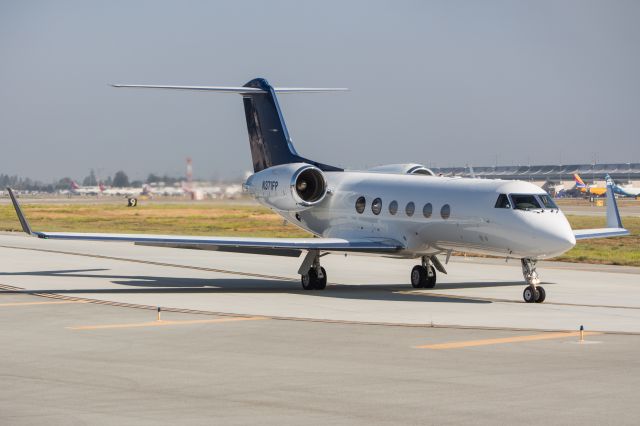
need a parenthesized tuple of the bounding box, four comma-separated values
(416, 331, 601, 350)
(0, 300, 86, 307)
(68, 316, 268, 330)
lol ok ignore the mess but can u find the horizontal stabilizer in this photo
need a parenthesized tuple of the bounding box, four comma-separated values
(573, 228, 629, 240)
(572, 180, 629, 240)
(112, 84, 349, 94)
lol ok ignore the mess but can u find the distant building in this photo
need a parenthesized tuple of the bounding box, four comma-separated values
(432, 163, 640, 183)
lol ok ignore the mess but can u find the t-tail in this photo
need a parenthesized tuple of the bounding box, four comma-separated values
(112, 78, 346, 173)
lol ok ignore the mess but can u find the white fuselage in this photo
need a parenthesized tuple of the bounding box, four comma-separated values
(249, 170, 576, 260)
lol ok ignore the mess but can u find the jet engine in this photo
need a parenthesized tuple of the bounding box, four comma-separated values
(244, 163, 328, 211)
(368, 163, 435, 176)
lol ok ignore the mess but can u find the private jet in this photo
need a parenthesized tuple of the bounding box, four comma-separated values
(7, 78, 629, 303)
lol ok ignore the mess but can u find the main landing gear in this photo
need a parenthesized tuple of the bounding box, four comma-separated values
(521, 258, 545, 303)
(299, 250, 327, 290)
(411, 256, 437, 289)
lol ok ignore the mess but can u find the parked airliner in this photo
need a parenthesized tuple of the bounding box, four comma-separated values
(7, 78, 629, 303)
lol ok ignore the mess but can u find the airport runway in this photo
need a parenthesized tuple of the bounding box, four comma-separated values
(2, 233, 640, 424)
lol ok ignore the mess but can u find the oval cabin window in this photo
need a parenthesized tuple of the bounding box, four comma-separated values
(440, 204, 451, 219)
(371, 198, 382, 215)
(423, 203, 432, 218)
(389, 200, 398, 215)
(406, 202, 415, 217)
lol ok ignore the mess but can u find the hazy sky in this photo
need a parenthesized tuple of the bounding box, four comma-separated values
(1, 0, 639, 182)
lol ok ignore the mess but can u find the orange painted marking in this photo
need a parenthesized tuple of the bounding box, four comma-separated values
(416, 331, 601, 350)
(68, 316, 267, 330)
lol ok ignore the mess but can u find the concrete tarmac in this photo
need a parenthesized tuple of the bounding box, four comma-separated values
(0, 234, 639, 332)
(1, 233, 640, 424)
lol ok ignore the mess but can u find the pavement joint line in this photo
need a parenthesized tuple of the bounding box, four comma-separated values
(415, 331, 603, 349)
(0, 300, 87, 307)
(67, 316, 268, 330)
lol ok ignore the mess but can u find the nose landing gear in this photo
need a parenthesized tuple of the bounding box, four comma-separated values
(521, 258, 545, 303)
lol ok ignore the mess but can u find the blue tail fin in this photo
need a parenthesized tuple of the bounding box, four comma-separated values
(241, 78, 342, 173)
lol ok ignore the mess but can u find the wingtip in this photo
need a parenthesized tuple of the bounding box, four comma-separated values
(6, 188, 33, 236)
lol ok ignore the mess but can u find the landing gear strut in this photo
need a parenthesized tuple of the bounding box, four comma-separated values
(521, 258, 545, 303)
(411, 256, 437, 289)
(299, 250, 327, 290)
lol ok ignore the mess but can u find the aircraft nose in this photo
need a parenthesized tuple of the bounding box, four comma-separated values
(544, 219, 576, 256)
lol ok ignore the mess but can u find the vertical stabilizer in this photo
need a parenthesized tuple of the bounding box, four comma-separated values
(241, 78, 342, 173)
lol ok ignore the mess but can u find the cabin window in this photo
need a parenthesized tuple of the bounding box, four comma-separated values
(355, 196, 366, 214)
(538, 194, 558, 210)
(441, 204, 451, 219)
(494, 194, 511, 209)
(510, 194, 541, 211)
(389, 200, 398, 215)
(405, 202, 415, 217)
(371, 198, 382, 215)
(423, 203, 432, 218)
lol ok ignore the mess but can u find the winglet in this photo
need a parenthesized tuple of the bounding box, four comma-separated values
(605, 180, 623, 229)
(6, 188, 34, 235)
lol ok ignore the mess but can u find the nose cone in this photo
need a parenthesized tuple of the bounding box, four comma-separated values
(547, 224, 576, 256)
(536, 213, 576, 258)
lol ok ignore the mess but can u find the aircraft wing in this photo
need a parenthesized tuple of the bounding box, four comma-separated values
(6, 188, 403, 257)
(572, 182, 630, 241)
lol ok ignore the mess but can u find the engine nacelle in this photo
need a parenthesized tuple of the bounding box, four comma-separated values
(244, 163, 328, 211)
(368, 163, 435, 176)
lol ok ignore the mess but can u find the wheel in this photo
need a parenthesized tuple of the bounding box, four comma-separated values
(523, 286, 538, 303)
(425, 266, 437, 289)
(411, 265, 427, 288)
(535, 286, 546, 303)
(301, 269, 317, 290)
(315, 267, 327, 290)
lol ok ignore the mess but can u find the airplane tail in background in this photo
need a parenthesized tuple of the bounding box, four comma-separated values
(112, 78, 347, 173)
(71, 181, 80, 190)
(573, 174, 586, 188)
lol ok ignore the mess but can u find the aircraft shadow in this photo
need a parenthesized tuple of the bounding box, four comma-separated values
(0, 268, 536, 304)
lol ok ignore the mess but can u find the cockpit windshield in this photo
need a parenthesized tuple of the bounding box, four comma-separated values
(538, 194, 558, 210)
(509, 194, 542, 211)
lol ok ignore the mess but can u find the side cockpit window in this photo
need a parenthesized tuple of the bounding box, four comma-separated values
(494, 194, 511, 209)
(510, 194, 542, 211)
(538, 194, 558, 210)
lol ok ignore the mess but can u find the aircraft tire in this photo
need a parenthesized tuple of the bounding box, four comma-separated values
(424, 266, 437, 288)
(315, 267, 327, 290)
(535, 286, 546, 303)
(301, 270, 316, 290)
(411, 265, 427, 288)
(523, 286, 538, 303)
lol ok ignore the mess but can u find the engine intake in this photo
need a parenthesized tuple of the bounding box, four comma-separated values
(292, 166, 327, 206)
(294, 167, 326, 204)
